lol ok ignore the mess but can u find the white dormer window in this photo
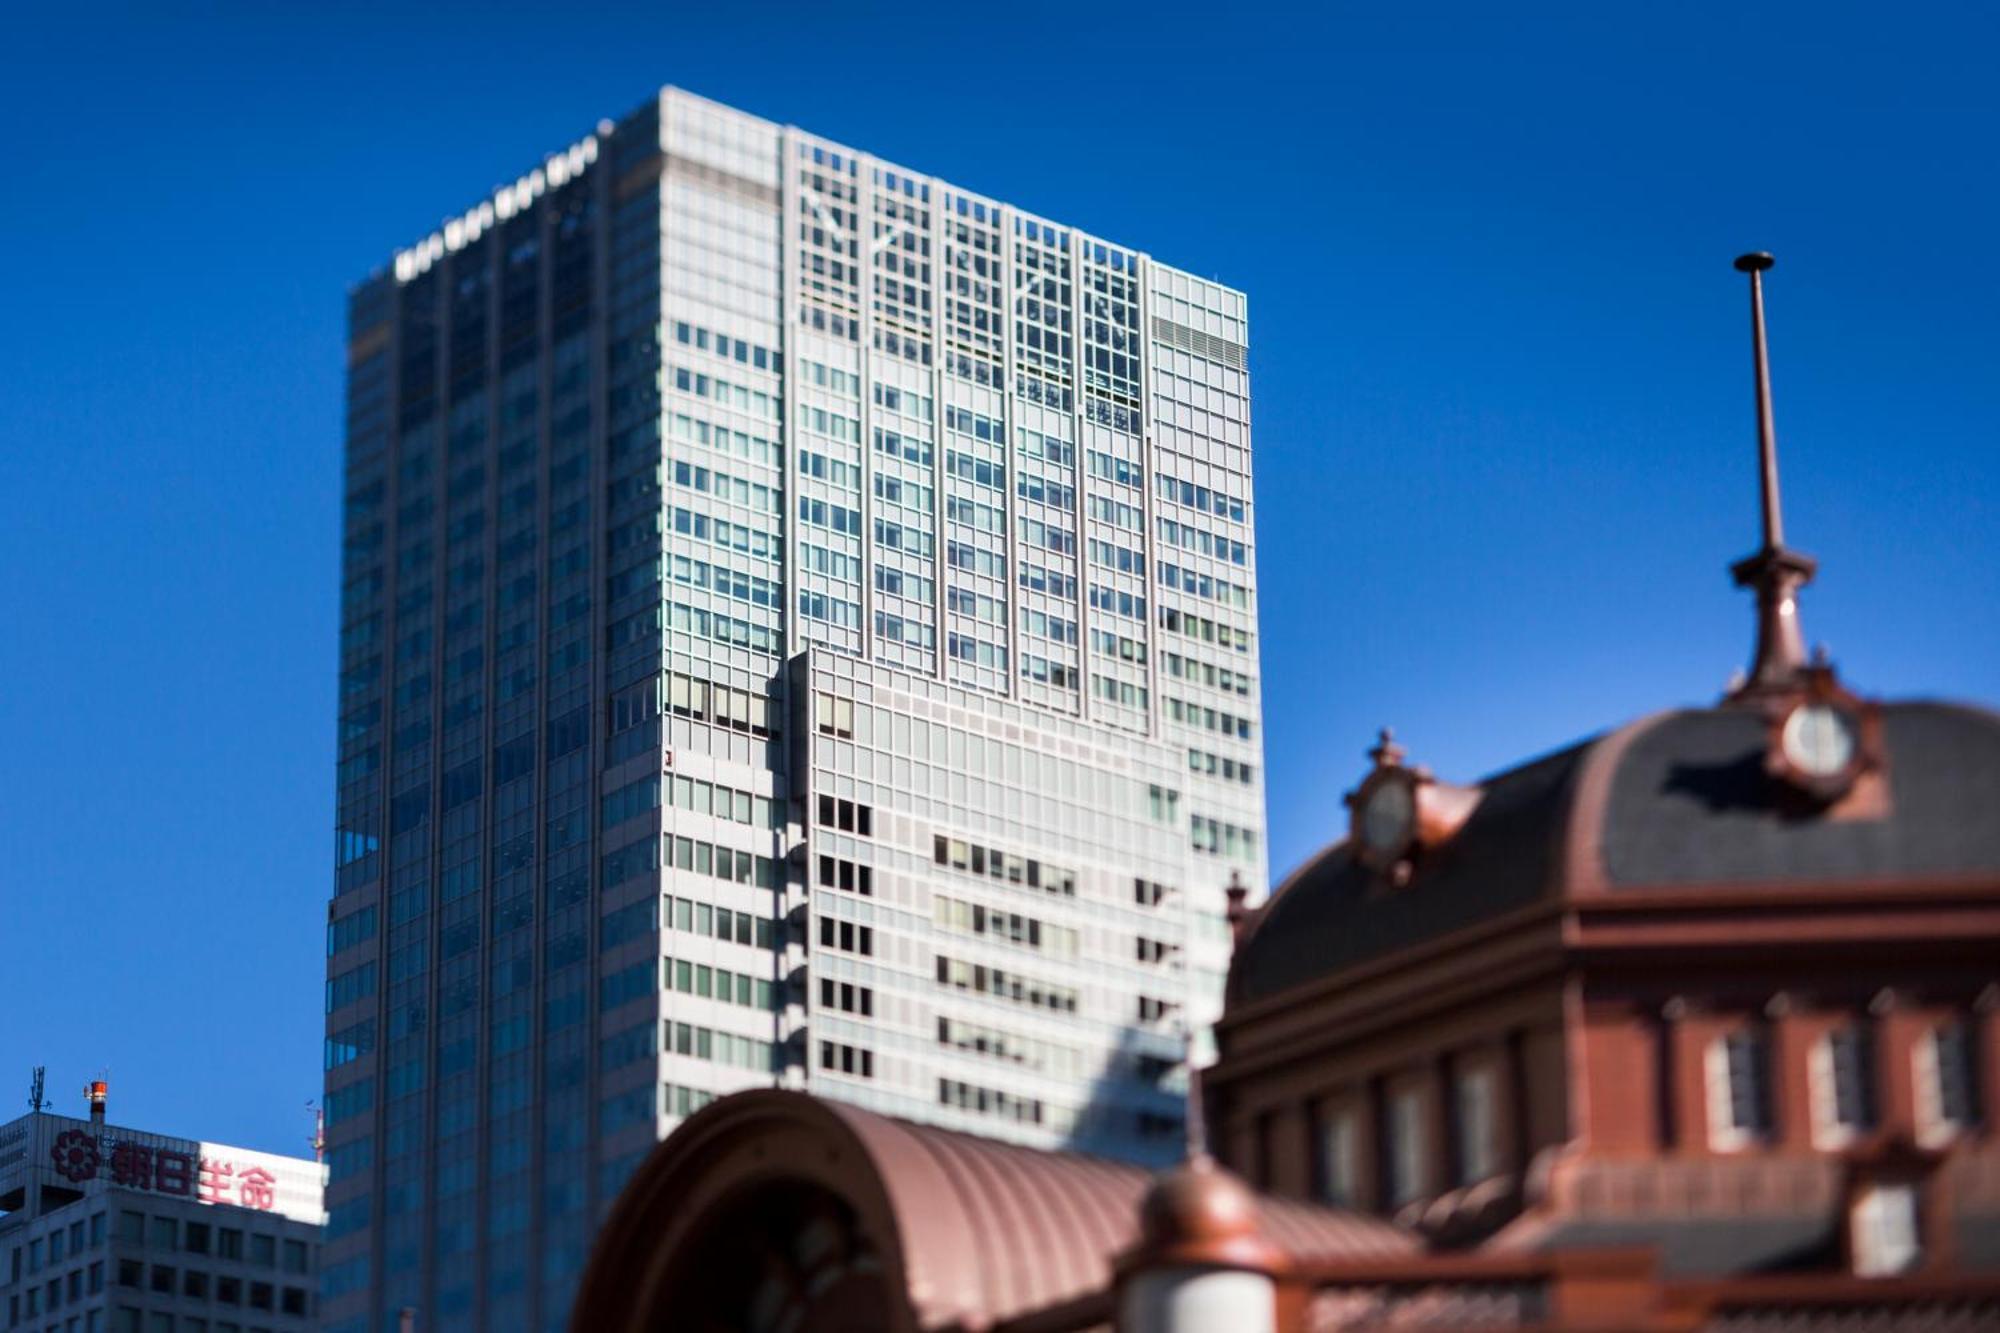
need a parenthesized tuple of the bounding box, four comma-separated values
(1851, 1181, 1922, 1276)
(1914, 1021, 1980, 1145)
(1706, 1027, 1773, 1150)
(1810, 1024, 1877, 1147)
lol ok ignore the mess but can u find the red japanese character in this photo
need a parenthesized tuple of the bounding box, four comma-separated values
(237, 1166, 276, 1211)
(109, 1142, 153, 1189)
(198, 1158, 235, 1204)
(153, 1150, 194, 1197)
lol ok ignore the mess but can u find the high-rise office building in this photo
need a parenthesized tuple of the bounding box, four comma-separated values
(324, 87, 1262, 1332)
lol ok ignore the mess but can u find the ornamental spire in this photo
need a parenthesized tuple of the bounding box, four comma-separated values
(1726, 253, 1818, 700)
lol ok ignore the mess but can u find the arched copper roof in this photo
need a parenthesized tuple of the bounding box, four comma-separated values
(573, 1089, 1415, 1332)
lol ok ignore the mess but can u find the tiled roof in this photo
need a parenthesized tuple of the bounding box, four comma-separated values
(1230, 700, 2000, 1006)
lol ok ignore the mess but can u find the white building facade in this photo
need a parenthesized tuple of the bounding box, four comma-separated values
(0, 1108, 323, 1333)
(328, 86, 1263, 1332)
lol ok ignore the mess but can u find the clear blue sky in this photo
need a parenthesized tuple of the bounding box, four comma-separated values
(1, 2, 1993, 1156)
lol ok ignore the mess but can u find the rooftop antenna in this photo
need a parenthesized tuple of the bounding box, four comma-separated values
(1726, 253, 1817, 699)
(28, 1067, 46, 1114)
(307, 1100, 326, 1163)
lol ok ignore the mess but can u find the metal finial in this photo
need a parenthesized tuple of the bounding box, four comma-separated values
(1368, 726, 1405, 769)
(1736, 253, 1784, 549)
(1726, 253, 1818, 699)
(1224, 871, 1251, 940)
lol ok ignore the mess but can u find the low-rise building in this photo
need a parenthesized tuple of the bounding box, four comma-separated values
(0, 1086, 323, 1333)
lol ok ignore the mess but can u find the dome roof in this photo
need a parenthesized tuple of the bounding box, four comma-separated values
(571, 1090, 1414, 1333)
(1231, 699, 2000, 1006)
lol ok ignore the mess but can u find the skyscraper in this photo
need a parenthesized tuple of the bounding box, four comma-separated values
(324, 87, 1262, 1332)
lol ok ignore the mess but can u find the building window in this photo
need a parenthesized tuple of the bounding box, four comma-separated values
(1385, 1086, 1426, 1208)
(1706, 1027, 1773, 1149)
(1316, 1103, 1361, 1207)
(814, 692, 853, 738)
(1454, 1064, 1499, 1185)
(1811, 1024, 1877, 1145)
(1850, 1181, 1922, 1276)
(1915, 1021, 1980, 1142)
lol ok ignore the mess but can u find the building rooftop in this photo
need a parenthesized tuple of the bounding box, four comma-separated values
(1231, 698, 2000, 1005)
(573, 1089, 1412, 1331)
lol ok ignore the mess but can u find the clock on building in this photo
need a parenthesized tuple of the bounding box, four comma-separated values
(1763, 662, 1877, 803)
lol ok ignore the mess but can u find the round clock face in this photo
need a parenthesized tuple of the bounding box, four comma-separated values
(1359, 779, 1415, 855)
(1782, 703, 1858, 778)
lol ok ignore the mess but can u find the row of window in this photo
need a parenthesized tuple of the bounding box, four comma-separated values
(937, 1014, 1082, 1078)
(818, 1041, 875, 1079)
(1159, 605, 1252, 654)
(668, 502, 778, 561)
(4, 1208, 308, 1272)
(816, 855, 874, 897)
(1158, 561, 1250, 610)
(671, 319, 779, 373)
(815, 795, 874, 836)
(1191, 814, 1260, 863)
(7, 1215, 102, 1283)
(1709, 1020, 1980, 1149)
(817, 917, 875, 957)
(110, 1262, 307, 1316)
(1162, 652, 1253, 696)
(1155, 472, 1246, 522)
(819, 977, 873, 1016)
(668, 458, 781, 515)
(1156, 516, 1247, 566)
(6, 1259, 99, 1326)
(666, 958, 776, 1012)
(933, 894, 1080, 958)
(601, 772, 776, 832)
(1313, 1020, 1983, 1219)
(931, 834, 1077, 896)
(938, 1077, 1046, 1125)
(600, 835, 776, 892)
(935, 954, 1079, 1014)
(665, 1020, 773, 1072)
(669, 365, 778, 421)
(668, 411, 781, 471)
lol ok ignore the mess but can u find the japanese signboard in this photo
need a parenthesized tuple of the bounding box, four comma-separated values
(8, 1114, 323, 1226)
